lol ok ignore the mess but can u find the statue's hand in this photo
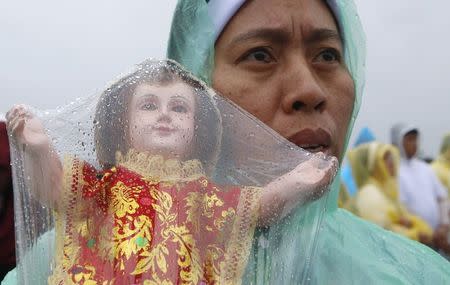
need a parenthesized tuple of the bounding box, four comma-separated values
(259, 153, 338, 226)
(6, 105, 50, 152)
(289, 153, 338, 199)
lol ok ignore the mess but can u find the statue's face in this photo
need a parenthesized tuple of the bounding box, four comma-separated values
(213, 0, 354, 160)
(128, 81, 196, 159)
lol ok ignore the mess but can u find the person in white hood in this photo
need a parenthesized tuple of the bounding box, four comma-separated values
(391, 123, 450, 250)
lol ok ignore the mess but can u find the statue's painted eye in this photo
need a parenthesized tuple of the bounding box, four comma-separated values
(141, 102, 158, 111)
(172, 105, 188, 113)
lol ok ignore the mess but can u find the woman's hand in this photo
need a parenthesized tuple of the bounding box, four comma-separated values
(6, 105, 50, 152)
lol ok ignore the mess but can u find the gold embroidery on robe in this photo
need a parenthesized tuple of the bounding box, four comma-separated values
(50, 150, 260, 284)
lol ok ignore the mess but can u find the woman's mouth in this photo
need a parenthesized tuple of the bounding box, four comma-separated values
(288, 128, 332, 155)
(300, 145, 327, 153)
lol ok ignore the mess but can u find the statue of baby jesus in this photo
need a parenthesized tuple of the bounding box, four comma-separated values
(6, 60, 336, 285)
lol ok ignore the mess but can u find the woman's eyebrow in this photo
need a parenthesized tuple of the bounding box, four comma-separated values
(228, 27, 290, 47)
(304, 28, 342, 45)
(228, 27, 341, 47)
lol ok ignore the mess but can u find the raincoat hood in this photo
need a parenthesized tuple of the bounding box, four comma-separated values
(349, 142, 400, 200)
(390, 123, 418, 158)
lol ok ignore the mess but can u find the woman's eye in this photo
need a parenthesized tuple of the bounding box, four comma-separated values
(141, 102, 157, 111)
(172, 105, 188, 113)
(315, 48, 341, 63)
(242, 48, 275, 63)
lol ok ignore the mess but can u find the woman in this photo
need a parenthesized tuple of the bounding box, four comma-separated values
(167, 0, 450, 283)
(350, 142, 432, 242)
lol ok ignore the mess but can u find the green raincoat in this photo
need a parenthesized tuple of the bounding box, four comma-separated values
(167, 0, 450, 284)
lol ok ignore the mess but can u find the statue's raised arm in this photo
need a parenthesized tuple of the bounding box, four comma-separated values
(6, 105, 62, 208)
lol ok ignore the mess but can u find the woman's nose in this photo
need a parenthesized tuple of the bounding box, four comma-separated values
(281, 61, 327, 114)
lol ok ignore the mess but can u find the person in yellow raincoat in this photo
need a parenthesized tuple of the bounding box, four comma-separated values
(349, 142, 433, 242)
(432, 133, 450, 193)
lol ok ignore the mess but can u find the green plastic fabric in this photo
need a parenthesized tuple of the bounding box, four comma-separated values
(167, 0, 450, 284)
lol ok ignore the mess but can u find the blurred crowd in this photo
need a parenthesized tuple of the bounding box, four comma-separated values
(339, 125, 450, 256)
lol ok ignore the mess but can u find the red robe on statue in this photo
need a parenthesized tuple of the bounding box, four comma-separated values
(50, 150, 260, 285)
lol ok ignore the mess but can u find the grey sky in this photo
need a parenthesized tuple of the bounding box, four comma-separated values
(0, 0, 177, 112)
(1, 0, 449, 157)
(352, 0, 450, 157)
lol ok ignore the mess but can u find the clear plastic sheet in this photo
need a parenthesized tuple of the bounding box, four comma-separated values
(7, 59, 336, 284)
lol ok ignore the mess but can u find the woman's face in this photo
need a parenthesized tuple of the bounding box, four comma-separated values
(128, 81, 196, 159)
(213, 0, 354, 160)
